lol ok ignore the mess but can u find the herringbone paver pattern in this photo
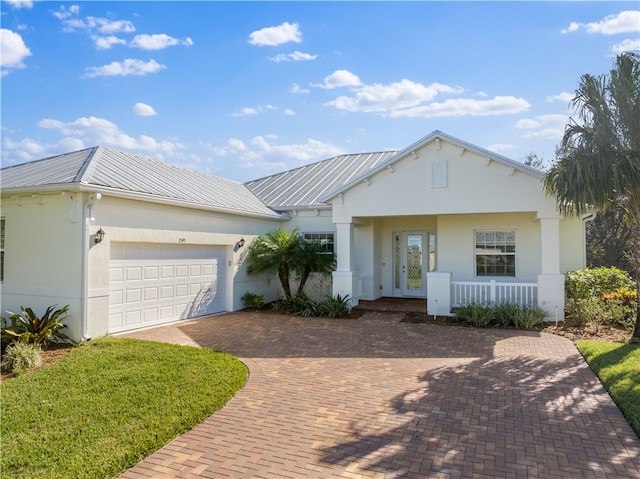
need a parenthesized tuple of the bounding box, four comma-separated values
(119, 311, 640, 479)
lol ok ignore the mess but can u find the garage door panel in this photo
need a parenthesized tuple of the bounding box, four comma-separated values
(161, 265, 174, 278)
(144, 266, 159, 280)
(125, 289, 142, 303)
(175, 283, 189, 297)
(160, 285, 174, 299)
(125, 311, 141, 325)
(176, 265, 189, 278)
(109, 244, 226, 333)
(144, 287, 158, 301)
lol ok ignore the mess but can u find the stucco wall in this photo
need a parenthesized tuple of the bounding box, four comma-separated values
(331, 140, 559, 223)
(437, 212, 541, 282)
(1, 192, 84, 339)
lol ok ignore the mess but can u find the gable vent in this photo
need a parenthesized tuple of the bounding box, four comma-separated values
(431, 160, 448, 188)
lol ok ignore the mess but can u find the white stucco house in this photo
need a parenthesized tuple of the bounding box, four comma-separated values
(1, 131, 586, 341)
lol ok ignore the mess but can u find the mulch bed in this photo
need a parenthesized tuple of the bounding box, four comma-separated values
(400, 312, 632, 343)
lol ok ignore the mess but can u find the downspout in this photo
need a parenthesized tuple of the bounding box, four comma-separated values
(81, 193, 102, 340)
(582, 212, 597, 269)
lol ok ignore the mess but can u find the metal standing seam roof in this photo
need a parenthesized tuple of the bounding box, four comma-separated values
(245, 151, 398, 210)
(1, 146, 282, 219)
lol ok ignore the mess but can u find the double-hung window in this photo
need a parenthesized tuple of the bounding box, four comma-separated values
(475, 230, 515, 277)
(303, 232, 334, 254)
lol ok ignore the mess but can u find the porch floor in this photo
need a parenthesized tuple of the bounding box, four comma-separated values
(355, 297, 427, 314)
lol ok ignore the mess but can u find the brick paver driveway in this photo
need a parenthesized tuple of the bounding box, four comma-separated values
(119, 311, 640, 479)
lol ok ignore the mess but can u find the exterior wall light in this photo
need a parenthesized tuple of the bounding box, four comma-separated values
(233, 237, 245, 253)
(95, 228, 105, 244)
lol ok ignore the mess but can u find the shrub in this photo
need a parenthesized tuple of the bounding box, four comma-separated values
(512, 305, 547, 329)
(601, 287, 637, 305)
(1, 341, 43, 375)
(492, 301, 521, 328)
(2, 305, 75, 348)
(566, 267, 635, 300)
(279, 292, 321, 317)
(566, 297, 636, 331)
(455, 302, 493, 327)
(320, 294, 352, 318)
(241, 292, 265, 310)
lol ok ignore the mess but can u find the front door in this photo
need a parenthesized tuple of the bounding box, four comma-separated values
(400, 232, 427, 297)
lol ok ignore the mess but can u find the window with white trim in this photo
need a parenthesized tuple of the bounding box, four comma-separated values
(475, 230, 515, 277)
(303, 232, 335, 254)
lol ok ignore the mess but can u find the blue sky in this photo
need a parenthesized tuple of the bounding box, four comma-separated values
(1, 1, 639, 182)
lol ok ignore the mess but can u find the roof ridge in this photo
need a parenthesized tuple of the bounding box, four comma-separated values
(245, 149, 398, 186)
(74, 145, 103, 183)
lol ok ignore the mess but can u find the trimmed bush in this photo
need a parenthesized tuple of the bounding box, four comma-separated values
(455, 302, 493, 327)
(241, 292, 265, 310)
(566, 267, 635, 300)
(512, 305, 547, 329)
(1, 341, 43, 375)
(492, 301, 521, 327)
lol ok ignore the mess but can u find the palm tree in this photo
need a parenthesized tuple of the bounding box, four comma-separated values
(246, 229, 336, 299)
(543, 51, 640, 339)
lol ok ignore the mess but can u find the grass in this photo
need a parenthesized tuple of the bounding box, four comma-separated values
(0, 336, 247, 479)
(576, 340, 640, 436)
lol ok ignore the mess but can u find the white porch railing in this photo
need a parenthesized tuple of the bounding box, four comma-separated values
(451, 280, 538, 308)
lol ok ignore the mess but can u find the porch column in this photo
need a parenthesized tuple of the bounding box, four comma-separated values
(537, 217, 565, 321)
(332, 221, 358, 306)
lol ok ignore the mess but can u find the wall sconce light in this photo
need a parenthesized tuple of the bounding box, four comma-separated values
(95, 228, 105, 244)
(233, 237, 245, 253)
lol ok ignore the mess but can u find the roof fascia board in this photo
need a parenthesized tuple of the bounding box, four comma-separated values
(319, 130, 544, 203)
(2, 183, 287, 221)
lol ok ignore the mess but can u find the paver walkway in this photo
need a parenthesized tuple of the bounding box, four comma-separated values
(119, 311, 640, 479)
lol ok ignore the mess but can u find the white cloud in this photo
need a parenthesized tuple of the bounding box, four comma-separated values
(269, 51, 317, 62)
(0, 29, 32, 74)
(232, 105, 277, 117)
(327, 79, 464, 113)
(62, 16, 136, 34)
(37, 115, 184, 155)
(283, 109, 296, 116)
(133, 102, 157, 116)
(314, 69, 362, 89)
(210, 135, 345, 172)
(546, 92, 574, 104)
(130, 33, 194, 50)
(561, 10, 640, 35)
(248, 22, 302, 46)
(387, 96, 530, 118)
(51, 5, 80, 20)
(290, 83, 309, 94)
(4, 1, 33, 9)
(92, 35, 126, 50)
(515, 113, 569, 139)
(612, 38, 640, 54)
(486, 143, 515, 152)
(84, 59, 166, 78)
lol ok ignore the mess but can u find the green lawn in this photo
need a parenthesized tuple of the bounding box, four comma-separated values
(1, 336, 247, 479)
(576, 340, 640, 436)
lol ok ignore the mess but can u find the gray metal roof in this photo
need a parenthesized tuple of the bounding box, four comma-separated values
(319, 130, 544, 203)
(245, 151, 397, 210)
(1, 146, 282, 219)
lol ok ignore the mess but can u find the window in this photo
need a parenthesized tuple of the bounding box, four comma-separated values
(0, 218, 4, 281)
(303, 232, 334, 254)
(475, 230, 515, 277)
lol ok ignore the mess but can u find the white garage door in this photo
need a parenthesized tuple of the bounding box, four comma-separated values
(109, 243, 226, 333)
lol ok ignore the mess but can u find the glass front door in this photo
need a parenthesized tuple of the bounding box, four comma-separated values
(397, 232, 427, 297)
